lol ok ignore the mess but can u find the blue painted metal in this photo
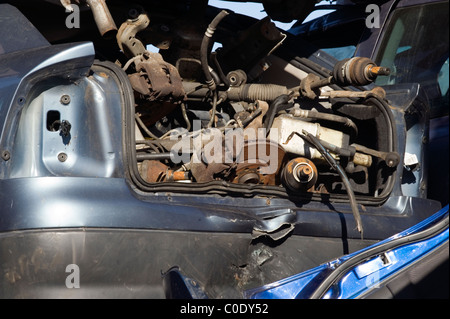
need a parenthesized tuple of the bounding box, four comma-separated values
(323, 226, 448, 298)
(244, 205, 449, 299)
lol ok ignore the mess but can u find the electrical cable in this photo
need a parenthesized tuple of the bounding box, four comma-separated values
(135, 113, 160, 140)
(180, 102, 191, 132)
(207, 90, 218, 128)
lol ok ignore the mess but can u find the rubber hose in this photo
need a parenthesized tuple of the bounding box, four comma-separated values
(200, 10, 229, 91)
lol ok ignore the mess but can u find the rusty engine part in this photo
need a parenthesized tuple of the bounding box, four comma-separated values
(117, 12, 185, 102)
(298, 57, 390, 99)
(352, 143, 400, 168)
(117, 13, 150, 58)
(182, 81, 290, 103)
(281, 157, 318, 191)
(128, 51, 186, 127)
(140, 160, 190, 183)
(189, 136, 286, 185)
(320, 86, 387, 100)
(242, 100, 269, 131)
(231, 140, 287, 185)
(128, 51, 186, 102)
(117, 12, 186, 129)
(117, 12, 181, 101)
(333, 57, 390, 87)
(299, 75, 387, 100)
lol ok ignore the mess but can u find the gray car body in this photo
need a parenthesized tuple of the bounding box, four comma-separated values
(0, 1, 446, 298)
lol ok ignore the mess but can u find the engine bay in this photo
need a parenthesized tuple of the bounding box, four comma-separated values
(112, 5, 399, 212)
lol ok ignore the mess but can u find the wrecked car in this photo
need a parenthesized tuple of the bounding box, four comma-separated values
(0, 0, 448, 299)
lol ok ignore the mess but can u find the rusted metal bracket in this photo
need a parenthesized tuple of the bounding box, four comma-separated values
(128, 51, 186, 101)
(320, 87, 387, 100)
(117, 13, 185, 105)
(299, 73, 387, 100)
(117, 13, 150, 58)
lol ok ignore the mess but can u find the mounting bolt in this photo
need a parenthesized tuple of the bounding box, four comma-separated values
(60, 95, 71, 105)
(58, 152, 68, 162)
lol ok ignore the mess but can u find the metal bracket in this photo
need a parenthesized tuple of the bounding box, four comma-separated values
(117, 13, 150, 58)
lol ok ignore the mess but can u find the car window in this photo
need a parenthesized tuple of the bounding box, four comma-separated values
(374, 1, 449, 118)
(321, 45, 356, 60)
(438, 57, 449, 98)
(288, 4, 366, 60)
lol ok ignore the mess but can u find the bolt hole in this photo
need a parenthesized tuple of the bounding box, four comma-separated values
(47, 111, 61, 132)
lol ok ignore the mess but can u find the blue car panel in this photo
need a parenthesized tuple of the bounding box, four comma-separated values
(245, 205, 449, 299)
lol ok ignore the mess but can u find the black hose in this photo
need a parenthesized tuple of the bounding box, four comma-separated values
(210, 69, 222, 88)
(200, 10, 229, 91)
(296, 130, 364, 237)
(315, 138, 356, 158)
(365, 96, 396, 152)
(180, 102, 191, 132)
(263, 94, 293, 131)
(291, 109, 359, 137)
(241, 108, 263, 127)
(211, 52, 230, 88)
(310, 111, 358, 136)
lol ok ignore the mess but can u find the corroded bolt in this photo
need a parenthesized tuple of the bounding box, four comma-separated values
(60, 95, 71, 105)
(58, 152, 68, 162)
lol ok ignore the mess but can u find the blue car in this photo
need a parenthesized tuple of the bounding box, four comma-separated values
(245, 204, 448, 299)
(0, 0, 447, 299)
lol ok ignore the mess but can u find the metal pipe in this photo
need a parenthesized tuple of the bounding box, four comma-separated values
(136, 153, 172, 161)
(86, 0, 117, 37)
(290, 109, 358, 137)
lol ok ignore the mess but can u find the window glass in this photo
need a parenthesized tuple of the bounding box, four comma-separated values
(438, 58, 449, 98)
(375, 1, 449, 117)
(321, 45, 356, 60)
